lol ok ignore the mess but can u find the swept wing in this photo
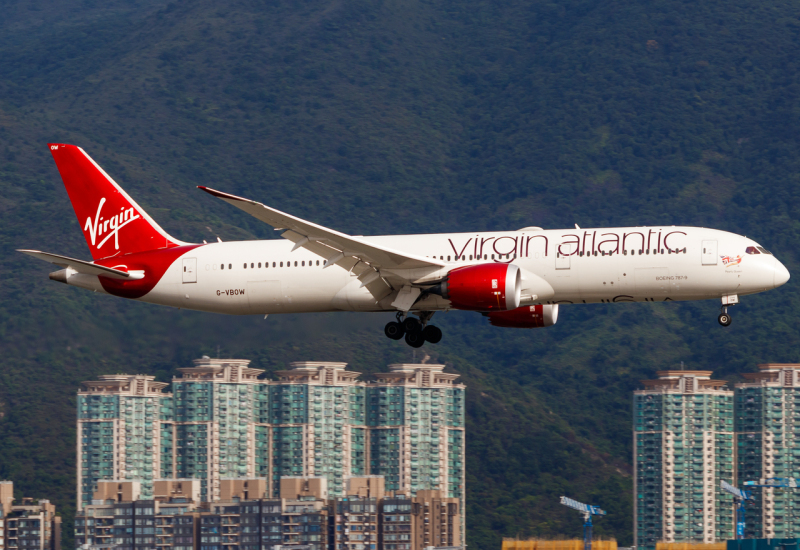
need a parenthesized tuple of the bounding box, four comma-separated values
(198, 187, 446, 306)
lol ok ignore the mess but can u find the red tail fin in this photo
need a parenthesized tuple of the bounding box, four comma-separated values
(48, 144, 184, 260)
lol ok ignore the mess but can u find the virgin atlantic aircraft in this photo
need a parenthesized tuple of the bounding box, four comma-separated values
(19, 144, 790, 347)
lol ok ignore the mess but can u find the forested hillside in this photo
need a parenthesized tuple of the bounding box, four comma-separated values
(1, 0, 800, 548)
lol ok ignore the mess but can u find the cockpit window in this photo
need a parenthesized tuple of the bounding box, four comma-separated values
(745, 246, 760, 255)
(757, 246, 772, 255)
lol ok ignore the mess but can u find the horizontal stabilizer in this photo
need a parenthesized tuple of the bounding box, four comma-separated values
(17, 250, 139, 280)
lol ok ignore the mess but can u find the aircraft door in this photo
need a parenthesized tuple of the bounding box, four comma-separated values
(701, 240, 718, 265)
(182, 258, 197, 283)
(555, 243, 575, 270)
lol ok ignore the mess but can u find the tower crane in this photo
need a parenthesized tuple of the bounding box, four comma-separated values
(743, 477, 798, 489)
(559, 496, 607, 550)
(720, 480, 754, 539)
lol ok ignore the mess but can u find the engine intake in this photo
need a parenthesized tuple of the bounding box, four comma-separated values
(432, 263, 521, 311)
(485, 304, 559, 328)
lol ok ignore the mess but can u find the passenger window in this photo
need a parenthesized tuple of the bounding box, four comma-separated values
(221, 264, 224, 270)
(251, 263, 254, 268)
(280, 262, 283, 267)
(258, 262, 261, 268)
(244, 263, 247, 269)
(272, 262, 276, 267)
(228, 264, 232, 269)
(302, 261, 305, 266)
(294, 261, 298, 267)
(447, 255, 451, 261)
(491, 254, 495, 260)
(469, 255, 473, 260)
(316, 260, 320, 266)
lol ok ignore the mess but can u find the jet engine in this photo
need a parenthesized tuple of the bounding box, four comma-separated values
(431, 263, 521, 311)
(484, 304, 559, 328)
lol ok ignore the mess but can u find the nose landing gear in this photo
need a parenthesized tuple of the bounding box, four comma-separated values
(718, 307, 732, 327)
(718, 295, 737, 327)
(384, 311, 442, 347)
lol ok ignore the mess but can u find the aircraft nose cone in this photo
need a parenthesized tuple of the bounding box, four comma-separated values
(774, 258, 790, 288)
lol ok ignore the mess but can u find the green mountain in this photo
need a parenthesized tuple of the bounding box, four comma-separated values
(1, 0, 800, 548)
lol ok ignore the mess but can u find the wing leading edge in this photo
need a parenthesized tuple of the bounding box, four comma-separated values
(198, 187, 446, 307)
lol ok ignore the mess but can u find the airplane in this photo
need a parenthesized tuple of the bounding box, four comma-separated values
(19, 144, 790, 348)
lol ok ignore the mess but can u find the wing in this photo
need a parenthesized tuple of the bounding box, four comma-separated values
(198, 187, 446, 303)
(18, 250, 140, 280)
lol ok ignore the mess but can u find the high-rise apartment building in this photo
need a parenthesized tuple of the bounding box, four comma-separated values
(78, 357, 464, 507)
(76, 375, 171, 509)
(75, 480, 200, 550)
(633, 371, 734, 550)
(0, 483, 61, 550)
(267, 362, 368, 496)
(75, 475, 461, 550)
(332, 476, 384, 550)
(735, 363, 800, 538)
(368, 364, 466, 502)
(170, 358, 265, 502)
(0, 481, 12, 550)
(380, 490, 461, 550)
(78, 358, 466, 536)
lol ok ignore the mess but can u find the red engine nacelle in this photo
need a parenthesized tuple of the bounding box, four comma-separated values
(484, 304, 559, 328)
(435, 263, 521, 311)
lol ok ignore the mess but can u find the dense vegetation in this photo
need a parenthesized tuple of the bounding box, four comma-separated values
(1, 0, 800, 548)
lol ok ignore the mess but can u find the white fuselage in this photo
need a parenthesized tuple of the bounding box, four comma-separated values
(69, 226, 788, 315)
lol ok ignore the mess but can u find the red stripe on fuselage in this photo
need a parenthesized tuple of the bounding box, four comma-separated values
(94, 244, 204, 299)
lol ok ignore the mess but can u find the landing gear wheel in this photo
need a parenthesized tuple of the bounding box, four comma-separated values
(422, 325, 442, 344)
(718, 313, 732, 327)
(384, 321, 405, 340)
(402, 317, 422, 333)
(405, 330, 425, 348)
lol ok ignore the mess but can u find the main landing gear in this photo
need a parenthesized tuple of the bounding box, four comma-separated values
(384, 311, 443, 348)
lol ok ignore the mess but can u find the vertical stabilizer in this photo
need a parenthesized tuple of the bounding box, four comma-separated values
(48, 143, 184, 260)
